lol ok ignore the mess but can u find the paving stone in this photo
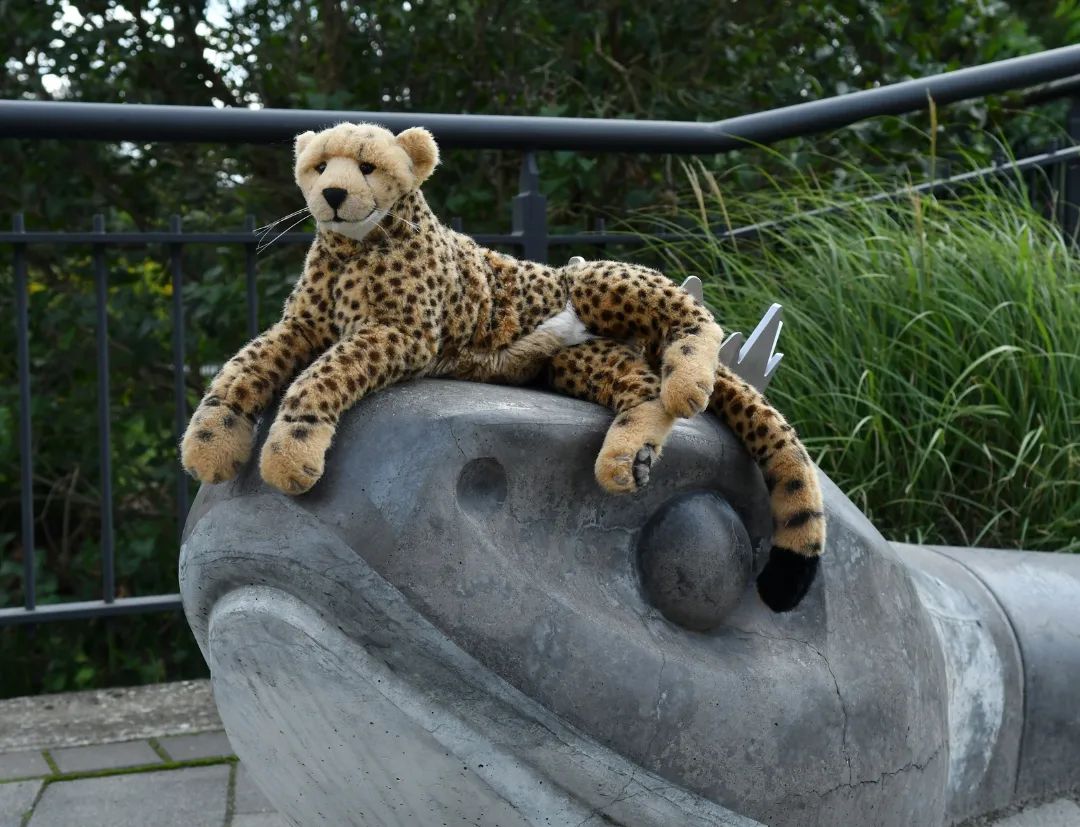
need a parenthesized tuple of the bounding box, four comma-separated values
(234, 763, 276, 814)
(232, 815, 291, 827)
(0, 779, 42, 827)
(994, 799, 1080, 827)
(158, 730, 233, 761)
(0, 750, 49, 780)
(28, 764, 229, 827)
(51, 739, 160, 774)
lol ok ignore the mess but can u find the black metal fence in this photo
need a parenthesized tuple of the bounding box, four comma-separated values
(3, 46, 1080, 626)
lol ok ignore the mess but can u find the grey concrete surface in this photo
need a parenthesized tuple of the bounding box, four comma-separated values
(181, 380, 951, 827)
(203, 571, 762, 826)
(0, 779, 42, 827)
(896, 544, 1025, 825)
(932, 547, 1080, 803)
(27, 764, 230, 827)
(51, 739, 161, 774)
(992, 799, 1080, 827)
(0, 680, 221, 751)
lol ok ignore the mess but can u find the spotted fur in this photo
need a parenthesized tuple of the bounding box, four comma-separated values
(180, 122, 825, 611)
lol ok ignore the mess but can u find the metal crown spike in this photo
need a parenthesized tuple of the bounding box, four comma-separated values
(736, 304, 784, 392)
(679, 275, 704, 304)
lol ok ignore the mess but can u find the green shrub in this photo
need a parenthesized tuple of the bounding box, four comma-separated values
(644, 152, 1079, 551)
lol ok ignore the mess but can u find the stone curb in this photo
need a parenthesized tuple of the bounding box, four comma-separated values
(0, 680, 221, 752)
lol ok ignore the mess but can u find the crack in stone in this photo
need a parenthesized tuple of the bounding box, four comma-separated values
(646, 650, 668, 755)
(574, 649, 667, 827)
(729, 625, 853, 784)
(447, 421, 469, 461)
(807, 743, 946, 800)
(579, 521, 635, 538)
(574, 770, 638, 827)
(806, 641, 853, 785)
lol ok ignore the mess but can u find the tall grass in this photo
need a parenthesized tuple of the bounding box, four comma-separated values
(643, 155, 1079, 552)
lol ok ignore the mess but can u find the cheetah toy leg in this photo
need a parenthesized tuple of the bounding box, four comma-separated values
(258, 324, 436, 494)
(181, 318, 324, 484)
(565, 262, 723, 419)
(549, 339, 676, 494)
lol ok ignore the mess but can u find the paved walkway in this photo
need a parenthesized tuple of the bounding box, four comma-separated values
(1, 680, 1078, 826)
(0, 681, 285, 827)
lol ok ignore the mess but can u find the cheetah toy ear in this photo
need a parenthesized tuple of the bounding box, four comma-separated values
(396, 127, 440, 185)
(294, 130, 316, 158)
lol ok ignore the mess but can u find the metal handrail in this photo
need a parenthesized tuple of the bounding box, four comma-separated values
(1, 45, 1079, 151)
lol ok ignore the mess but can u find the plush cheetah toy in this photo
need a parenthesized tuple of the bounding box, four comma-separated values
(181, 122, 825, 611)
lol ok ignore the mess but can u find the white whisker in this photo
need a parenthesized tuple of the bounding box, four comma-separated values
(388, 211, 420, 232)
(374, 220, 392, 242)
(255, 207, 310, 236)
(256, 216, 308, 245)
(257, 212, 312, 254)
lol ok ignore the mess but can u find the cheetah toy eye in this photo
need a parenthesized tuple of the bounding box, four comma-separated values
(358, 161, 376, 175)
(315, 161, 327, 174)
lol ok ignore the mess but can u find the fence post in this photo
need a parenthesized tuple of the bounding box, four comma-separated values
(1065, 99, 1080, 243)
(92, 214, 116, 603)
(512, 151, 548, 262)
(12, 214, 35, 612)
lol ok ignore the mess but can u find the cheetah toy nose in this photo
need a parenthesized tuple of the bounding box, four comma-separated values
(322, 187, 347, 210)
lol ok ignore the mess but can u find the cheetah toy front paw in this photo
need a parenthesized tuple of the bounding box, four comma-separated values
(181, 404, 255, 485)
(258, 419, 336, 495)
(593, 399, 675, 493)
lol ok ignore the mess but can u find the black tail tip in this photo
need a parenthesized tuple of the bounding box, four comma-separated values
(757, 546, 820, 612)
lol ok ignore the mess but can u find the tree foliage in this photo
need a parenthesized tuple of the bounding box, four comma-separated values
(2, 0, 1076, 227)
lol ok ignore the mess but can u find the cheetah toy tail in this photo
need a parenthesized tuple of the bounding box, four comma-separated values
(705, 302, 825, 612)
(712, 364, 823, 612)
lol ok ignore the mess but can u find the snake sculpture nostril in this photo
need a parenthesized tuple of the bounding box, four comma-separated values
(637, 491, 754, 631)
(456, 456, 509, 518)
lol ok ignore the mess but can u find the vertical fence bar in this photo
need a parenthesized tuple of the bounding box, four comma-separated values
(12, 214, 35, 611)
(1065, 100, 1080, 243)
(92, 215, 116, 603)
(512, 151, 548, 262)
(169, 215, 190, 535)
(244, 214, 258, 338)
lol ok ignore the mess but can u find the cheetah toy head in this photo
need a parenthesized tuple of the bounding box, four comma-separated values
(293, 122, 439, 241)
